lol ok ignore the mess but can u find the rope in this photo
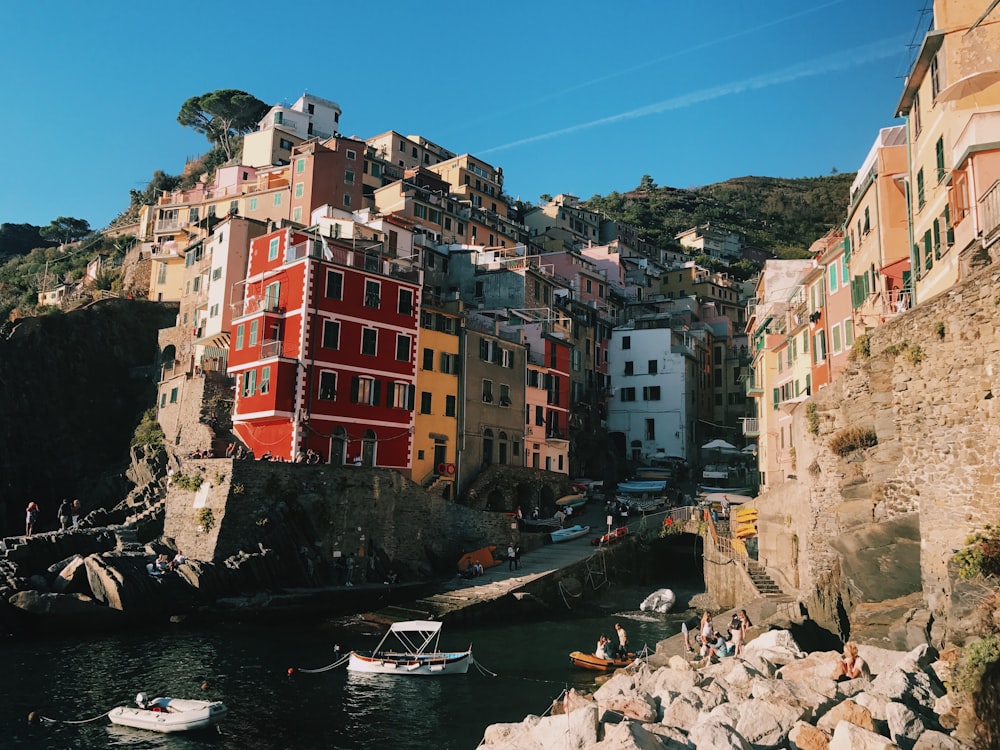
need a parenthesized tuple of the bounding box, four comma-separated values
(472, 659, 498, 677)
(294, 652, 352, 674)
(38, 709, 112, 725)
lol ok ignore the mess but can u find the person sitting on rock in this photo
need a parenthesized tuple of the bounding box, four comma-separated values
(831, 641, 870, 681)
(707, 632, 732, 661)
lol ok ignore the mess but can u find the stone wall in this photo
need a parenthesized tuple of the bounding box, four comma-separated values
(164, 459, 515, 579)
(754, 263, 1000, 645)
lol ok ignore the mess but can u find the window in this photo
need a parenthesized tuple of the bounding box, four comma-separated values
(499, 384, 511, 407)
(841, 255, 849, 284)
(322, 320, 340, 349)
(648, 359, 657, 375)
(325, 270, 343, 299)
(343, 194, 351, 207)
(249, 320, 259, 346)
(279, 138, 293, 151)
(535, 405, 545, 426)
(364, 280, 380, 308)
(445, 395, 456, 416)
(249, 197, 258, 211)
(844, 319, 855, 347)
(828, 264, 838, 293)
(295, 157, 306, 173)
(831, 323, 842, 354)
(273, 193, 282, 207)
(814, 330, 827, 362)
(620, 387, 636, 402)
(643, 386, 661, 400)
(318, 372, 337, 400)
(645, 419, 655, 440)
(930, 54, 941, 99)
(268, 237, 280, 261)
(863, 207, 870, 235)
(345, 170, 355, 185)
(422, 348, 434, 370)
(917, 168, 925, 209)
(259, 366, 270, 394)
(389, 382, 413, 409)
(346, 149, 356, 160)
(241, 369, 257, 397)
(440, 352, 458, 374)
(622, 336, 631, 350)
(294, 182, 304, 198)
(398, 289, 413, 315)
(169, 387, 178, 404)
(352, 376, 378, 405)
(264, 281, 280, 311)
(912, 91, 921, 136)
(292, 206, 302, 222)
(936, 137, 946, 182)
(235, 325, 244, 350)
(420, 391, 432, 414)
(624, 361, 634, 375)
(361, 328, 377, 356)
(482, 379, 493, 403)
(396, 334, 410, 361)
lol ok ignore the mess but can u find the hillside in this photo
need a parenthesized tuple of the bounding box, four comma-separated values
(583, 173, 855, 257)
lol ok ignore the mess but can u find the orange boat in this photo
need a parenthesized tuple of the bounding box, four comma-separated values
(568, 650, 638, 672)
(591, 526, 628, 546)
(456, 545, 501, 573)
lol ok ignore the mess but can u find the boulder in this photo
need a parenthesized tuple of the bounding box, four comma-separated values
(911, 730, 963, 750)
(51, 555, 91, 595)
(885, 701, 927, 749)
(687, 718, 753, 750)
(817, 699, 875, 734)
(828, 720, 900, 750)
(7, 590, 125, 630)
(733, 696, 808, 747)
(788, 720, 831, 750)
(480, 704, 599, 749)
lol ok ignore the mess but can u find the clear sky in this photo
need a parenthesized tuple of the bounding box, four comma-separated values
(1, 0, 930, 230)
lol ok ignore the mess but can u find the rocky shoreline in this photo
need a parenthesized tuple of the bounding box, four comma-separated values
(480, 627, 974, 750)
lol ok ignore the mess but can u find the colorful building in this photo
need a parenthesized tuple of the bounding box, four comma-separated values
(227, 226, 422, 466)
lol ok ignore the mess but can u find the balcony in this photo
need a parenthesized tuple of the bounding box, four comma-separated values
(259, 339, 283, 358)
(740, 417, 759, 438)
(982, 179, 1000, 245)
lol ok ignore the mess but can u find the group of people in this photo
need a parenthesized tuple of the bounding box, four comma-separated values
(594, 622, 630, 661)
(506, 543, 522, 571)
(25, 499, 82, 536)
(147, 550, 187, 577)
(225, 442, 252, 460)
(295, 448, 322, 464)
(683, 608, 752, 661)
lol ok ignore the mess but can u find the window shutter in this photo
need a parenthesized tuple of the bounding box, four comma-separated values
(408, 384, 415, 410)
(372, 380, 381, 406)
(386, 384, 395, 408)
(772, 388, 779, 410)
(351, 376, 359, 403)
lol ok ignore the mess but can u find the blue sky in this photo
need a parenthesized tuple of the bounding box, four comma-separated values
(1, 0, 929, 230)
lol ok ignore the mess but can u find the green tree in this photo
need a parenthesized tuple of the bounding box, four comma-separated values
(0, 223, 45, 258)
(177, 89, 270, 161)
(40, 217, 91, 246)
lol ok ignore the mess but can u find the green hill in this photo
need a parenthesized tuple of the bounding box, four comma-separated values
(583, 173, 855, 259)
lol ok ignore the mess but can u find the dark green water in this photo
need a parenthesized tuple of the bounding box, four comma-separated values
(3, 579, 703, 749)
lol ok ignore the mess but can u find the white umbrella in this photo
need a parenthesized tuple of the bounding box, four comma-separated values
(936, 69, 1000, 103)
(701, 439, 736, 451)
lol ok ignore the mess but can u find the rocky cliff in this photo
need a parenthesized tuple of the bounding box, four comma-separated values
(755, 262, 1000, 648)
(0, 300, 177, 536)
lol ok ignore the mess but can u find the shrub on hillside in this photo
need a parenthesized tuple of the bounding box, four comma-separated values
(829, 425, 877, 456)
(131, 407, 164, 448)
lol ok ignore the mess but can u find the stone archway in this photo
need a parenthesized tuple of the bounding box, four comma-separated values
(516, 483, 535, 516)
(539, 484, 556, 514)
(485, 487, 506, 511)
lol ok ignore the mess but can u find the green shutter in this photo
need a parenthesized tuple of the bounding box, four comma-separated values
(772, 388, 779, 410)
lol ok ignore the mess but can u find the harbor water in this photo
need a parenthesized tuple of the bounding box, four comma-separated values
(2, 578, 702, 749)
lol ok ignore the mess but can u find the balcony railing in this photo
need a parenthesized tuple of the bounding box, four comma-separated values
(259, 339, 283, 359)
(740, 417, 759, 437)
(981, 179, 1000, 244)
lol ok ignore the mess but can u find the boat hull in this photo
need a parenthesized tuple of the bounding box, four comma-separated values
(348, 650, 472, 675)
(550, 525, 591, 543)
(568, 651, 637, 672)
(555, 493, 587, 508)
(108, 699, 227, 733)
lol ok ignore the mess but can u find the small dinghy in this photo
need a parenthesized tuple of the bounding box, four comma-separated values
(639, 587, 676, 614)
(108, 693, 227, 733)
(569, 650, 640, 672)
(550, 524, 591, 543)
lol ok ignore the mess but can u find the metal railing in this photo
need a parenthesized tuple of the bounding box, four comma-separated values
(981, 179, 1000, 243)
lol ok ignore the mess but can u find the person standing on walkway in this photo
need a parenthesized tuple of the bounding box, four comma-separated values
(514, 544, 522, 570)
(346, 553, 355, 586)
(71, 499, 82, 529)
(25, 502, 40, 536)
(507, 543, 516, 571)
(57, 499, 73, 531)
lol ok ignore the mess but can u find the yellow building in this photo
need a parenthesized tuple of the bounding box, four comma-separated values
(412, 296, 462, 497)
(895, 0, 1000, 304)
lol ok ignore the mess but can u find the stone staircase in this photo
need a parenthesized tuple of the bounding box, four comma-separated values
(746, 560, 789, 599)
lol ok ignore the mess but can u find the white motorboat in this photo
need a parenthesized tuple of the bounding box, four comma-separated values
(347, 620, 472, 676)
(639, 588, 676, 614)
(108, 693, 227, 733)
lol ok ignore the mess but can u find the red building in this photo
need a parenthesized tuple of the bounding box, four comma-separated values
(227, 226, 422, 467)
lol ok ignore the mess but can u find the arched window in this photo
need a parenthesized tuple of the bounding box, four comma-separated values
(498, 431, 509, 465)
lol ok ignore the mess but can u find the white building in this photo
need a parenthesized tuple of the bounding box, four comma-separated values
(243, 93, 342, 168)
(607, 316, 702, 462)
